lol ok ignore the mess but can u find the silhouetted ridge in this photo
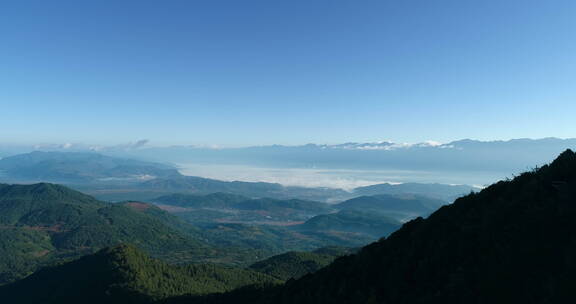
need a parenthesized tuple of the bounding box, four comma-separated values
(541, 149, 576, 180)
(178, 150, 576, 303)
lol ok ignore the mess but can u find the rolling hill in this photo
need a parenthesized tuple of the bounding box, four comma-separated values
(335, 193, 446, 220)
(352, 182, 475, 202)
(140, 176, 345, 202)
(234, 198, 332, 214)
(183, 149, 576, 303)
(249, 249, 351, 281)
(153, 193, 334, 224)
(0, 244, 279, 304)
(0, 183, 212, 284)
(7, 149, 576, 303)
(294, 209, 402, 238)
(160, 149, 576, 303)
(151, 193, 249, 208)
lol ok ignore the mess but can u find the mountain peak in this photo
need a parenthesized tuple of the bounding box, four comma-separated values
(551, 149, 576, 166)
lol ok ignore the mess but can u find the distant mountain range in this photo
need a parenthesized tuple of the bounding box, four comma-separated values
(162, 149, 576, 303)
(0, 151, 475, 203)
(3, 149, 576, 303)
(111, 137, 576, 173)
(0, 151, 180, 183)
(3, 139, 575, 180)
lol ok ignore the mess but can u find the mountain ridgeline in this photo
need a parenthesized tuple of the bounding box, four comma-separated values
(106, 138, 576, 181)
(334, 193, 446, 221)
(294, 209, 402, 238)
(0, 151, 181, 183)
(4, 150, 576, 303)
(165, 149, 576, 303)
(0, 181, 401, 286)
(0, 151, 475, 203)
(152, 192, 404, 245)
(353, 182, 475, 201)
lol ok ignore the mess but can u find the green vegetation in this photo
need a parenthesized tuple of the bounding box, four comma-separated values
(311, 246, 357, 256)
(0, 228, 55, 283)
(235, 198, 332, 214)
(0, 182, 378, 285)
(199, 223, 330, 255)
(0, 183, 214, 284)
(295, 209, 401, 238)
(167, 149, 576, 303)
(0, 244, 280, 304)
(154, 193, 333, 214)
(139, 175, 345, 202)
(152, 193, 249, 208)
(335, 193, 445, 220)
(11, 149, 576, 303)
(249, 251, 342, 281)
(153, 192, 335, 224)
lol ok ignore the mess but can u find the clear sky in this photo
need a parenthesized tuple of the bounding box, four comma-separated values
(1, 0, 575, 146)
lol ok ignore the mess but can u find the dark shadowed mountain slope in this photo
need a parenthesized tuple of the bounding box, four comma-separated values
(270, 149, 576, 304)
(176, 149, 576, 304)
(0, 244, 279, 304)
(249, 251, 342, 281)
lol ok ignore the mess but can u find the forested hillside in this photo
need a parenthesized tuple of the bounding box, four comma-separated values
(0, 244, 279, 304)
(249, 251, 343, 281)
(294, 209, 401, 238)
(0, 183, 211, 284)
(168, 150, 576, 303)
(335, 193, 445, 220)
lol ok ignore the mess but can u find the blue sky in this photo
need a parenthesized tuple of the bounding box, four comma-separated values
(1, 0, 575, 146)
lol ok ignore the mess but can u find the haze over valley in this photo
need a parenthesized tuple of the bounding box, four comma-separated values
(2, 0, 576, 302)
(3, 137, 576, 189)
